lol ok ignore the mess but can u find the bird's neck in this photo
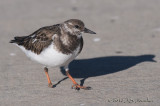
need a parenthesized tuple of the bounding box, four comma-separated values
(60, 24, 80, 45)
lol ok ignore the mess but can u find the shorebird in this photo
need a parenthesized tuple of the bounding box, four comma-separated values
(10, 19, 96, 90)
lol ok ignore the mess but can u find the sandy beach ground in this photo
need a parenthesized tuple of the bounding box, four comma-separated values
(0, 0, 160, 106)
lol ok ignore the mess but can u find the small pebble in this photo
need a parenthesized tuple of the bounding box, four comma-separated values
(115, 51, 123, 54)
(10, 53, 16, 56)
(93, 38, 101, 42)
(110, 16, 119, 22)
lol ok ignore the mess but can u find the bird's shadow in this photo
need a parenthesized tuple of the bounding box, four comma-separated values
(55, 54, 156, 88)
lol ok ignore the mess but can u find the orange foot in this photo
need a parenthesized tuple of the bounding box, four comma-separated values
(66, 70, 92, 90)
(44, 67, 53, 88)
(71, 84, 92, 90)
(48, 83, 53, 88)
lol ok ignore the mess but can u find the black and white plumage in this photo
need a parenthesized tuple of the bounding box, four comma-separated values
(10, 19, 96, 90)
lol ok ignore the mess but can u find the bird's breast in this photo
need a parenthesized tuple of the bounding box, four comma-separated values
(18, 43, 80, 67)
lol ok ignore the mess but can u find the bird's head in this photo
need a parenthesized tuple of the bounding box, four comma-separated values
(62, 19, 96, 37)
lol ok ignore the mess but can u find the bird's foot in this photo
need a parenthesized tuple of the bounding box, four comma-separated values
(48, 83, 53, 88)
(71, 84, 92, 90)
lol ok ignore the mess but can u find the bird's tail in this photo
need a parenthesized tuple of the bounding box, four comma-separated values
(10, 36, 27, 45)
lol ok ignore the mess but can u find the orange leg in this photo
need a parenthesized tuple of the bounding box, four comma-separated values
(44, 67, 53, 88)
(66, 70, 91, 90)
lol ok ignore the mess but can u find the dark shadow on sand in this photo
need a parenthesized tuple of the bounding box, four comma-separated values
(59, 54, 156, 87)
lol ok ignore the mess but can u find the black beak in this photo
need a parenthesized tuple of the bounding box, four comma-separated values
(84, 28, 96, 34)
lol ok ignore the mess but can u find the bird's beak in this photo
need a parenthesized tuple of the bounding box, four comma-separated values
(84, 28, 96, 34)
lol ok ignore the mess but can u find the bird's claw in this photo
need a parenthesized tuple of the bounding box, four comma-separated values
(71, 84, 92, 90)
(48, 83, 53, 88)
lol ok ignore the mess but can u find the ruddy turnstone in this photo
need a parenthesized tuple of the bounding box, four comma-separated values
(10, 19, 96, 90)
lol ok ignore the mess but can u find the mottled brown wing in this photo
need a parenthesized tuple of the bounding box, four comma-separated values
(10, 24, 60, 54)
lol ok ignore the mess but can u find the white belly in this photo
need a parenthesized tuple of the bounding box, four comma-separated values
(18, 43, 80, 67)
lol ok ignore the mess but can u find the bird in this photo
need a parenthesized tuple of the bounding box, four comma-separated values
(10, 19, 96, 90)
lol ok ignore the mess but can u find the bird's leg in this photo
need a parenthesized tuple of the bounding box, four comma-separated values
(44, 67, 53, 88)
(66, 70, 91, 90)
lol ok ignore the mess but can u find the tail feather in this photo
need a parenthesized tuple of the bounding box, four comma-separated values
(10, 39, 16, 43)
(10, 36, 28, 45)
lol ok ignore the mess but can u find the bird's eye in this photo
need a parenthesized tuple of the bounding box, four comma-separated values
(75, 25, 79, 29)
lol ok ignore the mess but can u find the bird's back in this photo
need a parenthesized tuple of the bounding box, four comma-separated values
(10, 24, 60, 54)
